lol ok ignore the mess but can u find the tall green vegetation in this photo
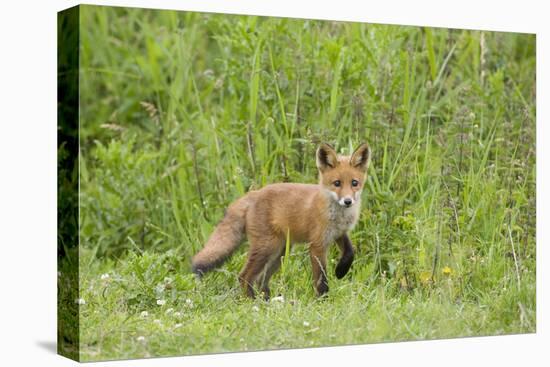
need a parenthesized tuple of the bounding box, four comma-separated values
(68, 5, 535, 361)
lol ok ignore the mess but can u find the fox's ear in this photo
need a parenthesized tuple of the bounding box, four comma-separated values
(350, 143, 371, 171)
(316, 143, 338, 172)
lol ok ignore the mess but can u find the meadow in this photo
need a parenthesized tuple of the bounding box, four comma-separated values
(60, 5, 536, 361)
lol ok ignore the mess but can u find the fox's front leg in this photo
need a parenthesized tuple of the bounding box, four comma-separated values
(309, 243, 329, 296)
(335, 234, 355, 279)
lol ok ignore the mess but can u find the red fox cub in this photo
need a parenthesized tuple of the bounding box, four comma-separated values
(192, 142, 371, 298)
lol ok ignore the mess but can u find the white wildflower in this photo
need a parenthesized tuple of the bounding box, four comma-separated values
(156, 299, 166, 306)
(155, 284, 165, 293)
(185, 299, 194, 308)
(140, 311, 149, 318)
(165, 307, 174, 315)
(75, 298, 86, 305)
(252, 305, 259, 312)
(174, 323, 183, 329)
(136, 336, 146, 342)
(100, 273, 110, 280)
(173, 311, 182, 317)
(271, 295, 284, 303)
(303, 321, 310, 327)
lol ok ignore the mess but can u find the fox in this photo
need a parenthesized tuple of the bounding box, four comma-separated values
(191, 142, 371, 298)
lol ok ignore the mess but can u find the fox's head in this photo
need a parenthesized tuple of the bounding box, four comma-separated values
(316, 142, 371, 208)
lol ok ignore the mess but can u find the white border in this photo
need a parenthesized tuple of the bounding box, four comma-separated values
(0, 1, 546, 366)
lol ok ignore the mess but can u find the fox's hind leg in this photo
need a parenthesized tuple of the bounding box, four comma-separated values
(239, 251, 266, 298)
(335, 234, 355, 279)
(256, 246, 285, 300)
(239, 237, 281, 298)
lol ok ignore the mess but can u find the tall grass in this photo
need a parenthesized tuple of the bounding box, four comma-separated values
(68, 5, 536, 361)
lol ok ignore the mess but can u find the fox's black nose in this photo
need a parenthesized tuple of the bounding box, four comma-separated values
(344, 198, 352, 206)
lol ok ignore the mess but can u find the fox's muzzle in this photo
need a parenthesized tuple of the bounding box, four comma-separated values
(338, 197, 355, 208)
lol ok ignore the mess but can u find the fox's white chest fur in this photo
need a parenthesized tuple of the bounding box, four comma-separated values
(323, 199, 360, 245)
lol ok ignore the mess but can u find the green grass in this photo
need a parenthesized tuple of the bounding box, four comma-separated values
(62, 4, 536, 361)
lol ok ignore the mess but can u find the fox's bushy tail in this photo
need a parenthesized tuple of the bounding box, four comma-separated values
(191, 196, 249, 275)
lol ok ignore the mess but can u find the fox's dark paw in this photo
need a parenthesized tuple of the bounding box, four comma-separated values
(260, 288, 271, 301)
(335, 254, 354, 279)
(315, 273, 329, 296)
(316, 282, 329, 297)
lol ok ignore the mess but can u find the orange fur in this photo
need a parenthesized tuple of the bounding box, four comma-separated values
(191, 143, 371, 298)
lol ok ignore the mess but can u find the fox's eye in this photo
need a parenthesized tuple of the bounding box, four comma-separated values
(333, 180, 341, 187)
(351, 179, 359, 187)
